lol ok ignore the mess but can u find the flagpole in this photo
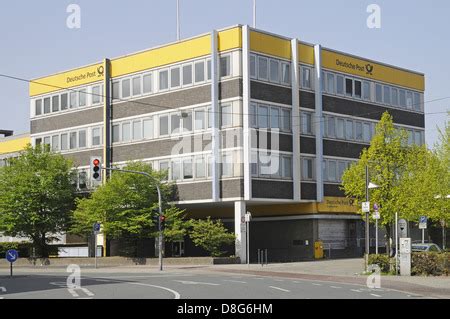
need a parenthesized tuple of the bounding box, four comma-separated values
(253, 0, 257, 28)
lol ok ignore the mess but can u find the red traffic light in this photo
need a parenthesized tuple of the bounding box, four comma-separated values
(93, 159, 100, 166)
(160, 216, 166, 222)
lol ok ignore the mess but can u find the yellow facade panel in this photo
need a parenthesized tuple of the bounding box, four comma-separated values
(218, 27, 242, 52)
(322, 49, 425, 91)
(299, 43, 315, 65)
(0, 136, 30, 155)
(250, 31, 291, 60)
(29, 64, 105, 97)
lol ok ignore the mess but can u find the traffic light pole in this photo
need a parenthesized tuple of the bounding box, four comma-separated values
(102, 167, 164, 271)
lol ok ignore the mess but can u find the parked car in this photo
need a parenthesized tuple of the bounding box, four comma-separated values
(411, 243, 443, 253)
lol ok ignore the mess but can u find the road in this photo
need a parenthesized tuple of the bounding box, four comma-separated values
(0, 267, 429, 299)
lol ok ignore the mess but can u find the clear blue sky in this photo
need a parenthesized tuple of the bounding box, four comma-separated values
(0, 0, 448, 146)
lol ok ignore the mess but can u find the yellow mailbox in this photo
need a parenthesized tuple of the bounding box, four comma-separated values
(314, 241, 324, 259)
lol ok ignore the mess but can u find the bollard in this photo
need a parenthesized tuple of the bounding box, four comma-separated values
(265, 249, 268, 266)
(257, 249, 261, 265)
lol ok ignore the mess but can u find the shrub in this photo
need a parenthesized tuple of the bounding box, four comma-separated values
(411, 252, 448, 276)
(368, 254, 392, 273)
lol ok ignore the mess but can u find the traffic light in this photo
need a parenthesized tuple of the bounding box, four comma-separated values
(90, 156, 102, 184)
(160, 215, 166, 231)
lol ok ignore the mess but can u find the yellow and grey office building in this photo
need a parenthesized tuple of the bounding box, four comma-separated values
(28, 25, 425, 261)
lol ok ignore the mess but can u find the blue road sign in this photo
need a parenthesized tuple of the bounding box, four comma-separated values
(420, 216, 427, 224)
(6, 249, 18, 263)
(93, 223, 101, 232)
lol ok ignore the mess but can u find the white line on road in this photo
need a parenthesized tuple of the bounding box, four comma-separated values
(174, 280, 220, 286)
(128, 282, 181, 299)
(312, 283, 322, 286)
(0, 287, 6, 293)
(274, 279, 284, 282)
(330, 286, 342, 289)
(223, 280, 247, 284)
(269, 286, 291, 293)
(81, 288, 95, 297)
(351, 289, 362, 293)
(370, 293, 382, 298)
(67, 289, 79, 298)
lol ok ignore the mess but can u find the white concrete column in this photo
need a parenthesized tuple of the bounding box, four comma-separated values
(234, 201, 247, 264)
(211, 30, 220, 202)
(314, 45, 324, 203)
(291, 39, 301, 201)
(242, 26, 252, 201)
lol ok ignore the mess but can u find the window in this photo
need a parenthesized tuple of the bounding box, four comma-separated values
(354, 80, 362, 98)
(271, 107, 280, 129)
(407, 130, 414, 145)
(302, 67, 311, 89)
(375, 84, 383, 103)
(336, 75, 344, 95)
(281, 63, 291, 85)
(52, 135, 59, 151)
(415, 131, 422, 145)
(35, 99, 42, 116)
(61, 134, 68, 151)
(355, 122, 363, 141)
(282, 109, 291, 131)
(183, 64, 193, 86)
(391, 88, 398, 106)
(78, 130, 86, 148)
(194, 108, 205, 130)
(183, 159, 193, 179)
(327, 73, 335, 94)
(383, 86, 391, 105)
(44, 97, 51, 114)
(258, 105, 269, 129)
(338, 161, 347, 182)
(302, 158, 314, 180)
(182, 111, 192, 132)
(207, 59, 212, 80)
(143, 74, 152, 94)
(92, 86, 101, 104)
(250, 103, 258, 128)
(112, 124, 120, 143)
(282, 156, 292, 178)
(345, 78, 353, 96)
(194, 61, 205, 83)
(327, 116, 335, 138)
(171, 67, 181, 88)
(258, 57, 268, 80)
(413, 92, 421, 111)
(171, 113, 181, 134)
(195, 157, 206, 178)
(301, 113, 312, 135)
(132, 77, 141, 96)
(406, 91, 413, 109)
(133, 121, 142, 140)
(221, 104, 232, 127)
(78, 89, 87, 107)
(346, 120, 354, 140)
(160, 161, 169, 180)
(52, 95, 59, 112)
(250, 55, 257, 78)
(143, 118, 153, 139)
(328, 161, 337, 182)
(363, 81, 371, 100)
(92, 128, 101, 146)
(172, 160, 181, 181)
(122, 123, 131, 142)
(79, 171, 87, 189)
(43, 137, 51, 147)
(220, 56, 231, 77)
(269, 60, 279, 83)
(112, 81, 120, 100)
(363, 123, 371, 143)
(159, 70, 169, 90)
(337, 118, 345, 139)
(221, 153, 233, 177)
(207, 106, 213, 128)
(159, 115, 169, 136)
(398, 90, 406, 108)
(70, 132, 77, 149)
(121, 79, 131, 98)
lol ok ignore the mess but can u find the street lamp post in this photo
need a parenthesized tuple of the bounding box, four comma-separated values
(103, 167, 164, 271)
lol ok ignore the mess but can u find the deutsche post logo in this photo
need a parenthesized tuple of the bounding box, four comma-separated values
(365, 64, 374, 75)
(97, 66, 105, 77)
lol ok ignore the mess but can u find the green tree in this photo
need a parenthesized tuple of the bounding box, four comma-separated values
(341, 112, 410, 253)
(0, 145, 76, 257)
(189, 217, 235, 257)
(71, 161, 188, 245)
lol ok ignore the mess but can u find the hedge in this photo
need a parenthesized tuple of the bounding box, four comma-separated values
(0, 242, 59, 258)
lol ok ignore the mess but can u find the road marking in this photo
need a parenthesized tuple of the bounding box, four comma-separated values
(330, 286, 342, 289)
(128, 282, 181, 299)
(80, 288, 95, 297)
(67, 289, 79, 298)
(0, 297, 4, 300)
(274, 279, 284, 282)
(351, 289, 362, 293)
(312, 283, 322, 286)
(370, 293, 382, 298)
(269, 286, 291, 293)
(95, 279, 112, 282)
(223, 280, 247, 284)
(174, 280, 220, 286)
(0, 287, 6, 293)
